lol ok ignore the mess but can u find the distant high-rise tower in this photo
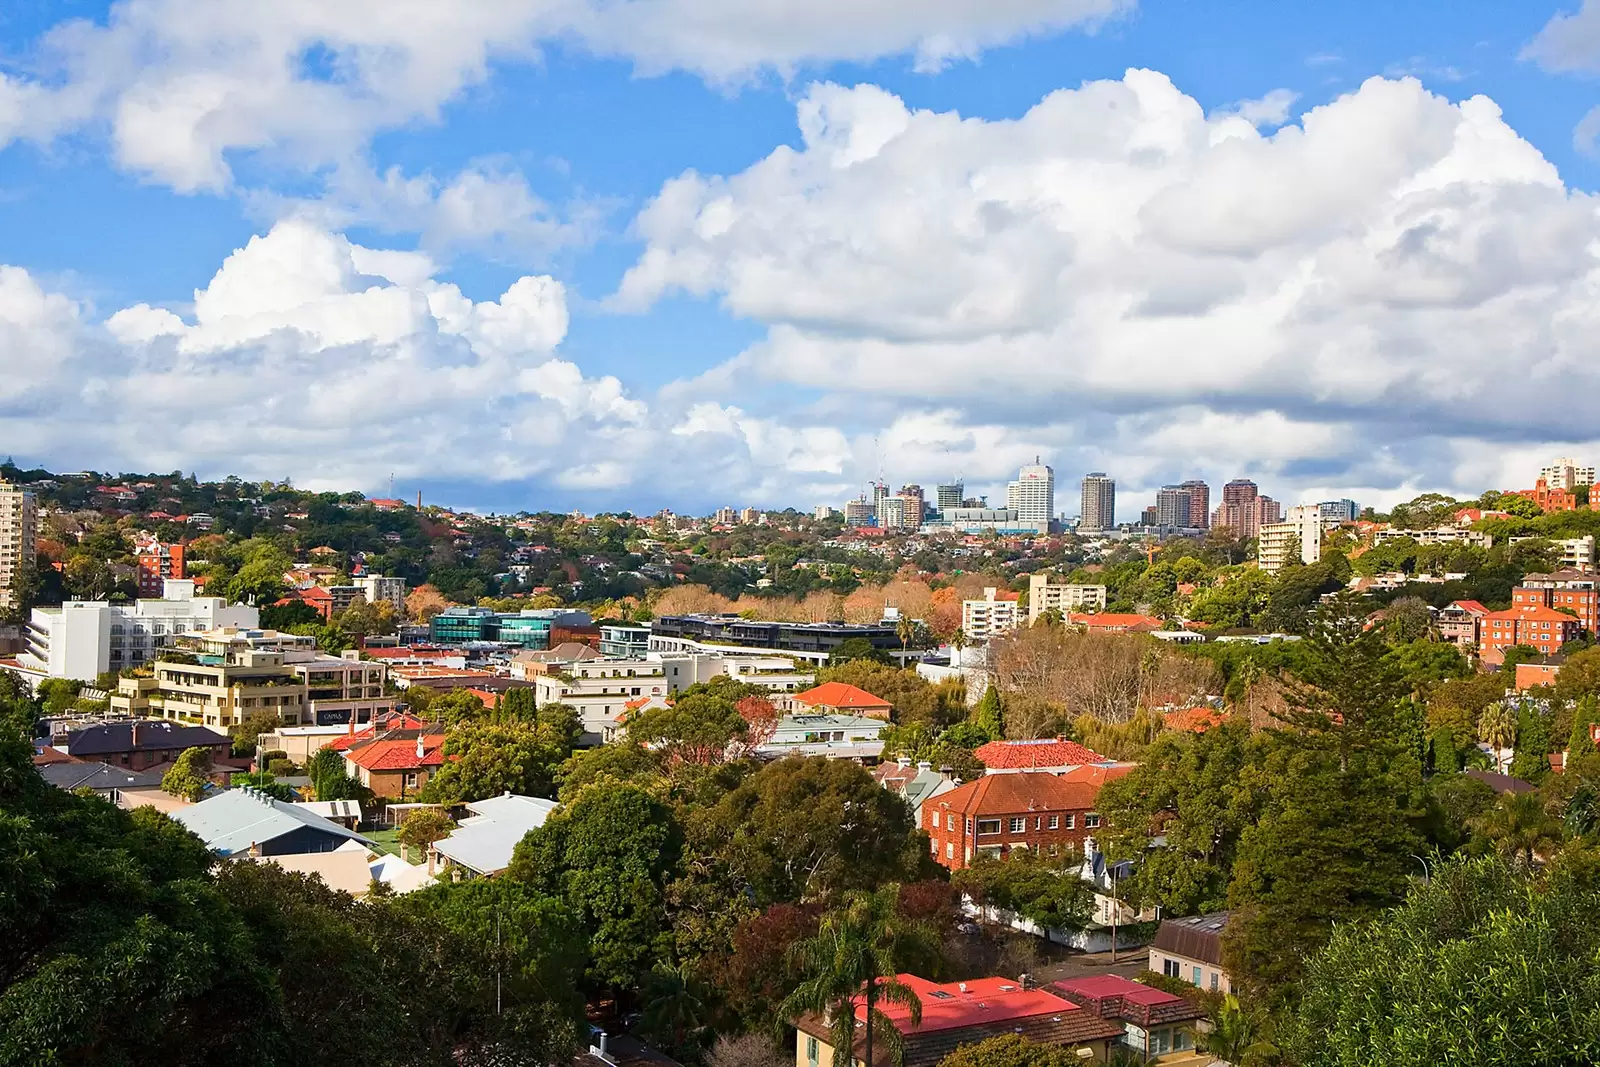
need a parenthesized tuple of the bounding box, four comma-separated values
(0, 480, 38, 612)
(1007, 461, 1055, 530)
(1212, 479, 1279, 538)
(1179, 480, 1210, 530)
(1155, 486, 1193, 529)
(1080, 473, 1116, 532)
(936, 482, 965, 516)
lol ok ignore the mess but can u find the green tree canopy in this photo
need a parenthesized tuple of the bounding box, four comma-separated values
(160, 746, 212, 801)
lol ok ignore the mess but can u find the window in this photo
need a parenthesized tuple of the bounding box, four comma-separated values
(1210, 972, 1219, 992)
(976, 819, 1001, 836)
(930, 812, 940, 829)
(807, 1036, 818, 1067)
(1048, 815, 1060, 830)
(1193, 966, 1203, 986)
(946, 841, 954, 859)
(1063, 814, 1075, 829)
(1035, 816, 1042, 830)
(1163, 959, 1180, 979)
(1008, 817, 1026, 834)
(966, 818, 973, 833)
(1086, 814, 1102, 828)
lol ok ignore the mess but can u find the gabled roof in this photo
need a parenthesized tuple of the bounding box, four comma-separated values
(433, 792, 560, 875)
(794, 682, 894, 710)
(36, 762, 167, 791)
(173, 788, 371, 855)
(1447, 600, 1491, 616)
(345, 737, 446, 771)
(1163, 706, 1229, 733)
(1485, 605, 1577, 623)
(65, 720, 230, 757)
(1070, 612, 1163, 630)
(1056, 763, 1137, 789)
(973, 738, 1104, 769)
(933, 770, 1103, 817)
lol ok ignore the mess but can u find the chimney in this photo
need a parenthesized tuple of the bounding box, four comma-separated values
(348, 715, 356, 737)
(426, 845, 436, 877)
(248, 840, 261, 857)
(415, 734, 425, 761)
(131, 720, 141, 749)
(897, 756, 911, 768)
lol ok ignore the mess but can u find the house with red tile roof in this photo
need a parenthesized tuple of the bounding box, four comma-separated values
(791, 974, 1124, 1067)
(1069, 612, 1163, 633)
(1163, 706, 1229, 733)
(1049, 974, 1204, 1059)
(1479, 604, 1580, 665)
(1438, 599, 1491, 651)
(792, 681, 894, 720)
(973, 737, 1105, 774)
(924, 771, 1110, 871)
(344, 734, 447, 799)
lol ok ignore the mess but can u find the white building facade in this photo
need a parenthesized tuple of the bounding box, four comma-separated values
(1257, 505, 1324, 575)
(1006, 462, 1055, 530)
(22, 581, 259, 680)
(1027, 574, 1108, 623)
(962, 588, 1021, 642)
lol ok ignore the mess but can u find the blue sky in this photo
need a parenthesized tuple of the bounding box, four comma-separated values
(4, 0, 1600, 517)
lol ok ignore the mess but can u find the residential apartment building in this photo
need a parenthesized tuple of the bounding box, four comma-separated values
(352, 574, 406, 614)
(1541, 457, 1595, 490)
(1373, 524, 1494, 549)
(110, 643, 308, 731)
(1257, 504, 1322, 575)
(1179, 480, 1210, 529)
(843, 498, 875, 526)
(1513, 570, 1600, 633)
(1027, 573, 1108, 622)
(649, 614, 910, 665)
(0, 480, 37, 612)
(21, 582, 259, 680)
(1513, 478, 1581, 513)
(924, 771, 1109, 871)
(1006, 462, 1055, 530)
(134, 539, 186, 597)
(656, 650, 815, 695)
(1079, 473, 1116, 531)
(1479, 605, 1581, 662)
(532, 657, 668, 744)
(1154, 484, 1198, 529)
(961, 587, 1020, 642)
(878, 495, 906, 529)
(1318, 498, 1360, 523)
(1210, 479, 1280, 538)
(429, 605, 593, 648)
(598, 623, 650, 658)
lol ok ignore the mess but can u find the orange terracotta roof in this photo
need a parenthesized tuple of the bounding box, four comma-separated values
(974, 738, 1105, 769)
(795, 682, 893, 711)
(1163, 706, 1229, 733)
(1485, 605, 1577, 623)
(345, 737, 446, 771)
(933, 771, 1104, 817)
(1070, 612, 1163, 630)
(1057, 763, 1138, 788)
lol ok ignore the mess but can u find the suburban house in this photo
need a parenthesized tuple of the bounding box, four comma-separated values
(1149, 913, 1233, 994)
(1069, 612, 1163, 634)
(924, 771, 1109, 871)
(757, 713, 888, 761)
(343, 734, 447, 799)
(173, 786, 373, 857)
(791, 682, 894, 720)
(61, 720, 231, 771)
(872, 757, 959, 823)
(35, 761, 166, 797)
(972, 738, 1106, 775)
(252, 844, 434, 897)
(431, 792, 560, 878)
(792, 974, 1125, 1067)
(1438, 599, 1491, 650)
(1049, 975, 1205, 1061)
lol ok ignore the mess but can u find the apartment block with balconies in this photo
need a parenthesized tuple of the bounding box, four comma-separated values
(110, 644, 307, 731)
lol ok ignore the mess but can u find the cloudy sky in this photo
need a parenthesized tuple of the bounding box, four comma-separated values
(5, 0, 1600, 519)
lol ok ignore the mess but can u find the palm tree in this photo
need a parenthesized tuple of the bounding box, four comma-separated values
(641, 960, 709, 1056)
(780, 885, 937, 1067)
(1473, 791, 1562, 870)
(896, 615, 915, 657)
(1478, 702, 1517, 771)
(1196, 994, 1278, 1066)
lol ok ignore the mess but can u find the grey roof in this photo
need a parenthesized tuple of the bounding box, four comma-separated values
(434, 792, 558, 875)
(172, 787, 372, 856)
(66, 720, 230, 757)
(37, 762, 167, 792)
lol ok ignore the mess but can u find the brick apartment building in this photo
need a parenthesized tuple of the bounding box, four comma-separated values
(1513, 478, 1580, 513)
(134, 540, 186, 597)
(1514, 570, 1599, 633)
(924, 770, 1108, 871)
(1479, 605, 1581, 662)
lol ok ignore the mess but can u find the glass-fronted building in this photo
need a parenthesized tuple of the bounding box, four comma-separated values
(599, 624, 650, 658)
(430, 606, 593, 650)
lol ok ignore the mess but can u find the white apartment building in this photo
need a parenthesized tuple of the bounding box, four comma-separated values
(656, 651, 815, 695)
(1509, 534, 1596, 572)
(21, 581, 259, 680)
(1006, 462, 1055, 530)
(1257, 505, 1323, 575)
(962, 588, 1021, 642)
(533, 657, 668, 744)
(352, 574, 406, 614)
(1027, 574, 1108, 623)
(878, 496, 906, 529)
(1541, 458, 1596, 490)
(0, 480, 37, 612)
(1374, 525, 1494, 549)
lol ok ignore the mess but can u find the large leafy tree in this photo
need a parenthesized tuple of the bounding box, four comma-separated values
(508, 781, 684, 991)
(422, 715, 577, 804)
(935, 1034, 1088, 1067)
(779, 885, 938, 1067)
(1288, 855, 1600, 1066)
(160, 746, 213, 801)
(626, 691, 749, 765)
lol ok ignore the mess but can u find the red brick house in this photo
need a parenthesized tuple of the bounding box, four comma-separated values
(344, 735, 447, 799)
(924, 771, 1107, 871)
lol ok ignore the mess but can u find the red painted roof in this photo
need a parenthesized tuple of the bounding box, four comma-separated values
(1486, 605, 1576, 623)
(974, 738, 1104, 769)
(327, 713, 429, 751)
(345, 737, 446, 771)
(934, 771, 1103, 818)
(1053, 974, 1185, 1007)
(795, 682, 893, 710)
(1450, 600, 1491, 616)
(857, 975, 1081, 1032)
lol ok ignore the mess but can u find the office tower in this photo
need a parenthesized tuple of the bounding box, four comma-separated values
(0, 480, 37, 612)
(1155, 486, 1193, 529)
(1541, 458, 1595, 490)
(1006, 461, 1055, 530)
(1318, 499, 1359, 524)
(1080, 473, 1116, 531)
(935, 482, 964, 516)
(1179, 480, 1210, 530)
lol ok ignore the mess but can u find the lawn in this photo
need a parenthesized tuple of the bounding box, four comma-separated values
(364, 827, 422, 864)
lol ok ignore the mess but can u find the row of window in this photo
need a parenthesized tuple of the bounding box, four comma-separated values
(932, 812, 1100, 833)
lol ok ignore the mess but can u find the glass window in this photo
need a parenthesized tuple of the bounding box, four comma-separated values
(1210, 972, 1219, 991)
(807, 1036, 818, 1067)
(1086, 814, 1102, 828)
(1063, 814, 1075, 829)
(1048, 815, 1060, 830)
(1163, 959, 1180, 979)
(1193, 966, 1203, 986)
(1009, 817, 1026, 834)
(930, 813, 939, 829)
